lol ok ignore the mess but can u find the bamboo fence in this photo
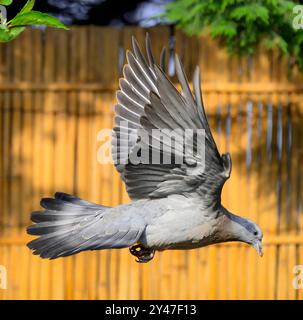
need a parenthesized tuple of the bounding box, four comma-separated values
(0, 26, 303, 299)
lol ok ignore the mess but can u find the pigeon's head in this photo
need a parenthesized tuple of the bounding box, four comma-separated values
(225, 210, 263, 256)
(237, 218, 263, 256)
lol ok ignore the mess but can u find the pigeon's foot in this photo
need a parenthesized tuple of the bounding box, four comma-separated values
(129, 244, 155, 263)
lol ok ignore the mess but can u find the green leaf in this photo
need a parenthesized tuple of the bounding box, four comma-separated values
(230, 4, 269, 24)
(9, 11, 68, 29)
(0, 26, 25, 42)
(210, 19, 237, 38)
(0, 29, 10, 42)
(0, 0, 12, 5)
(19, 0, 35, 15)
(9, 0, 36, 27)
(6, 26, 25, 40)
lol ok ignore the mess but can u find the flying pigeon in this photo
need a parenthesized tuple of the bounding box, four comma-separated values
(27, 34, 263, 263)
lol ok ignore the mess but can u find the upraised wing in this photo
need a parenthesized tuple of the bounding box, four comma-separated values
(112, 34, 231, 207)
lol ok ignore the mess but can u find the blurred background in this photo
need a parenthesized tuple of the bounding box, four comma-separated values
(0, 0, 303, 299)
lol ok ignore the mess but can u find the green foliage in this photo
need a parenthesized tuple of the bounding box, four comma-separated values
(163, 0, 303, 72)
(0, 0, 13, 5)
(0, 26, 25, 42)
(9, 11, 68, 29)
(19, 0, 35, 14)
(0, 0, 67, 43)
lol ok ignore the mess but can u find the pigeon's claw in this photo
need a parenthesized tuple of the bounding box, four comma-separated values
(129, 244, 155, 263)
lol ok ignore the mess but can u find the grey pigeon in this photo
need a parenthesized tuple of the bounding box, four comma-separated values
(27, 35, 263, 263)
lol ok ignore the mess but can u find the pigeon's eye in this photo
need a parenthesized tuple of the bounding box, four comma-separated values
(254, 231, 258, 236)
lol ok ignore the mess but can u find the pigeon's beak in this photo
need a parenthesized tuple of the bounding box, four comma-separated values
(252, 240, 263, 257)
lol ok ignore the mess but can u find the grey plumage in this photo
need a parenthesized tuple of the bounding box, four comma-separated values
(27, 34, 263, 262)
(27, 193, 145, 259)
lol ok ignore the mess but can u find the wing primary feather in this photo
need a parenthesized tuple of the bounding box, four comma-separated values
(123, 65, 150, 100)
(132, 36, 157, 82)
(154, 65, 196, 128)
(193, 66, 207, 125)
(193, 66, 219, 151)
(117, 91, 144, 114)
(175, 54, 201, 127)
(119, 79, 147, 108)
(160, 47, 166, 72)
(115, 115, 141, 129)
(115, 104, 141, 124)
(145, 33, 155, 69)
(127, 50, 158, 93)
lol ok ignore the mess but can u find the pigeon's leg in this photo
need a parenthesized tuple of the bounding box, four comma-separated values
(129, 244, 155, 263)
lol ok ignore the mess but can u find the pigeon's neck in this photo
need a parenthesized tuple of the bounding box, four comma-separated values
(218, 206, 251, 242)
(221, 206, 245, 225)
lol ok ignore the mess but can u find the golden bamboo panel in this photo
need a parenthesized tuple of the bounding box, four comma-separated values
(0, 26, 303, 300)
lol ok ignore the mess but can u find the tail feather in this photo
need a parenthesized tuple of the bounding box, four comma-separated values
(31, 210, 85, 223)
(27, 192, 145, 259)
(40, 197, 104, 212)
(54, 192, 103, 208)
(28, 217, 85, 235)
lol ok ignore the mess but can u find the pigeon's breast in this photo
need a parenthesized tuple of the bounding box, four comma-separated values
(139, 195, 218, 250)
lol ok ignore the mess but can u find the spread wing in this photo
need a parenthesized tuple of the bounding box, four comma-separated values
(111, 34, 232, 207)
